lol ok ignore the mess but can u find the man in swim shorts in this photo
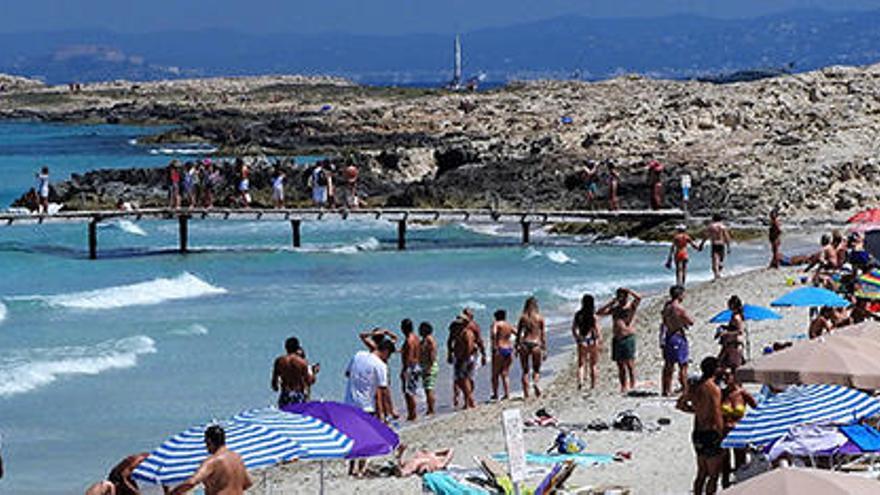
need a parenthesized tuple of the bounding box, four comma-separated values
(271, 337, 318, 407)
(400, 319, 422, 421)
(419, 322, 438, 416)
(705, 214, 731, 280)
(447, 310, 485, 410)
(677, 357, 724, 495)
(598, 287, 642, 394)
(168, 425, 253, 495)
(661, 285, 693, 396)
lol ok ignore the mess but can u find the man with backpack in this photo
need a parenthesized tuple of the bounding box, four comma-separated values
(309, 162, 329, 207)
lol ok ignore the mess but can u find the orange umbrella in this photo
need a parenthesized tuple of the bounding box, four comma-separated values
(737, 334, 880, 389)
(720, 467, 880, 494)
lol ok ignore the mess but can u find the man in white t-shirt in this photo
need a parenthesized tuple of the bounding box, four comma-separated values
(344, 338, 394, 476)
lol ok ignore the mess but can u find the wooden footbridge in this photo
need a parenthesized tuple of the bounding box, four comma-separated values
(0, 207, 685, 259)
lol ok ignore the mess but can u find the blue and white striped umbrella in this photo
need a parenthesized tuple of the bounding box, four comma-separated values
(231, 407, 353, 459)
(722, 384, 880, 449)
(132, 422, 304, 485)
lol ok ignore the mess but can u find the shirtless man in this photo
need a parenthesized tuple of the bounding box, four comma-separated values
(598, 288, 641, 394)
(661, 285, 694, 397)
(393, 444, 454, 477)
(805, 234, 837, 288)
(490, 309, 515, 401)
(768, 208, 782, 269)
(169, 425, 253, 495)
(832, 230, 847, 269)
(705, 214, 732, 280)
(808, 307, 835, 339)
(84, 452, 149, 495)
(400, 319, 421, 421)
(419, 322, 438, 416)
(677, 357, 724, 495)
(582, 159, 599, 205)
(271, 337, 317, 408)
(447, 311, 486, 409)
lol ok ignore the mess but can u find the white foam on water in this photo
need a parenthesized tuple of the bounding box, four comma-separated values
(602, 236, 670, 247)
(0, 335, 156, 397)
(12, 273, 226, 310)
(168, 323, 209, 337)
(0, 301, 6, 325)
(458, 223, 514, 238)
(322, 237, 382, 255)
(100, 219, 147, 236)
(458, 300, 487, 310)
(524, 248, 577, 265)
(149, 146, 218, 155)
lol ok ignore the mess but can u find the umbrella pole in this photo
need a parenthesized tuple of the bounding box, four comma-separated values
(319, 459, 325, 495)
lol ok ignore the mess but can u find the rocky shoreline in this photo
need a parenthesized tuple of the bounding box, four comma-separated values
(5, 64, 880, 222)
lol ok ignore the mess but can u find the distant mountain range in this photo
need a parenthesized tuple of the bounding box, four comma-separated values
(2, 9, 880, 85)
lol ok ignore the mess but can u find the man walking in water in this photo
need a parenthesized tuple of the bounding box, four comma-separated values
(271, 337, 318, 407)
(400, 319, 421, 421)
(677, 357, 724, 495)
(705, 214, 732, 280)
(599, 288, 641, 394)
(168, 425, 253, 495)
(661, 285, 694, 396)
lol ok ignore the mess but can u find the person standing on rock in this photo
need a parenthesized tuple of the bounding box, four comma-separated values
(200, 159, 217, 208)
(35, 166, 50, 214)
(272, 166, 286, 208)
(646, 158, 664, 210)
(606, 160, 620, 210)
(236, 158, 250, 207)
(769, 208, 782, 268)
(582, 159, 599, 206)
(308, 162, 329, 207)
(167, 160, 181, 209)
(343, 163, 360, 208)
(182, 161, 198, 208)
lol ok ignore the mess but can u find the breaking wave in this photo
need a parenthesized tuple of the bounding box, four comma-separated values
(10, 273, 226, 310)
(0, 335, 156, 397)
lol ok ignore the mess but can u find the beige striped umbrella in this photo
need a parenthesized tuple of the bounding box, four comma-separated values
(737, 334, 880, 389)
(720, 467, 880, 495)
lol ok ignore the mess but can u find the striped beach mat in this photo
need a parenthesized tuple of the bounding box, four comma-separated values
(722, 384, 880, 449)
(132, 422, 304, 485)
(231, 407, 354, 459)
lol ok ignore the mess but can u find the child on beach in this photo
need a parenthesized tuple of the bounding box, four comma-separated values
(419, 322, 438, 416)
(490, 309, 515, 400)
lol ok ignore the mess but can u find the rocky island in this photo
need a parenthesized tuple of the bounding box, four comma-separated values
(4, 64, 880, 223)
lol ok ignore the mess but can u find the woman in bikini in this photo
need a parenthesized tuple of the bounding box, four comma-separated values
(719, 368, 756, 489)
(572, 294, 602, 390)
(516, 297, 546, 399)
(667, 224, 702, 286)
(490, 309, 515, 401)
(717, 296, 746, 371)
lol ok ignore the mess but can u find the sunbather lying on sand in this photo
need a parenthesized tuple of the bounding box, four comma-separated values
(394, 444, 454, 477)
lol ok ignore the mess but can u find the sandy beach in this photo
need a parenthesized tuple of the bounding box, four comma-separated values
(251, 261, 812, 494)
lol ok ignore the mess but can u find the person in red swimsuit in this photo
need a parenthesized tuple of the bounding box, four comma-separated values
(667, 224, 702, 286)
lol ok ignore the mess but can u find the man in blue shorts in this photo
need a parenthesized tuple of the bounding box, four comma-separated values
(661, 285, 694, 396)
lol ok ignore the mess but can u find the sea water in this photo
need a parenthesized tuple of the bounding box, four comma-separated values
(0, 122, 768, 494)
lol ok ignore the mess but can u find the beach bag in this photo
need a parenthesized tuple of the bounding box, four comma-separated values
(552, 431, 586, 454)
(612, 410, 643, 432)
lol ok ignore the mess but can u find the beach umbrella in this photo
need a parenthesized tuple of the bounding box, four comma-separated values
(721, 384, 880, 449)
(719, 467, 880, 495)
(737, 335, 880, 389)
(859, 269, 880, 288)
(132, 422, 304, 486)
(282, 401, 399, 459)
(848, 208, 880, 224)
(709, 304, 782, 323)
(770, 287, 849, 308)
(231, 407, 353, 459)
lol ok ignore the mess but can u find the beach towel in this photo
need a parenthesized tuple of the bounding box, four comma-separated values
(493, 451, 614, 467)
(840, 424, 880, 452)
(423, 472, 489, 495)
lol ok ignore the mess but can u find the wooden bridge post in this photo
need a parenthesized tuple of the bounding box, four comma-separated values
(178, 215, 189, 254)
(291, 219, 302, 248)
(521, 221, 531, 245)
(88, 218, 98, 260)
(397, 220, 407, 251)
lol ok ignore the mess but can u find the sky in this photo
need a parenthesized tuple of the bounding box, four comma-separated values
(2, 0, 879, 35)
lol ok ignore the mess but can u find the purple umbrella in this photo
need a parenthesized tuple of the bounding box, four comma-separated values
(282, 401, 399, 459)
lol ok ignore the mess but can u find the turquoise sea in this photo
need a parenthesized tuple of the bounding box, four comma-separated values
(0, 122, 768, 494)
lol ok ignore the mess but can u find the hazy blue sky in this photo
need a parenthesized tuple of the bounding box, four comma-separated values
(2, 1, 878, 34)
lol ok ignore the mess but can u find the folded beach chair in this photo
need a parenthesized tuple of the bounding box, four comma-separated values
(423, 472, 490, 495)
(534, 460, 576, 495)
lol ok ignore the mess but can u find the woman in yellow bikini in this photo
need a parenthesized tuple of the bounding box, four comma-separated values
(719, 369, 757, 489)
